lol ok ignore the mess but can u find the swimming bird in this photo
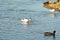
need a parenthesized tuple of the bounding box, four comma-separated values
(44, 30, 56, 36)
(49, 9, 55, 12)
(49, 9, 55, 18)
(21, 18, 31, 24)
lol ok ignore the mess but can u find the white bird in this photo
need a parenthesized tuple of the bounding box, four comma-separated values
(49, 9, 55, 12)
(49, 9, 55, 18)
(21, 18, 31, 25)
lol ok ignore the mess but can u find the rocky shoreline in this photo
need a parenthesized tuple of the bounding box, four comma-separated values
(43, 1, 60, 12)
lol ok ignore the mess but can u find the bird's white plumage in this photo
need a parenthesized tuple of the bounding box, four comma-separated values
(49, 9, 55, 12)
(21, 18, 31, 24)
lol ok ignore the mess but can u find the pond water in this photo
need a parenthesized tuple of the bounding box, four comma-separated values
(0, 0, 60, 40)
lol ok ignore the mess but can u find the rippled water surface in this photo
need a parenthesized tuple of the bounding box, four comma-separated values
(0, 0, 60, 40)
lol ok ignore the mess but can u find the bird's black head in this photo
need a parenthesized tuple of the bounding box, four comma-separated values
(53, 30, 56, 34)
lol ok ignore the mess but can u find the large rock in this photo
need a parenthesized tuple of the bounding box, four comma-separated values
(43, 1, 60, 12)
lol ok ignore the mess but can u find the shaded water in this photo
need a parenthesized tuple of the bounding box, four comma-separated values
(0, 0, 60, 40)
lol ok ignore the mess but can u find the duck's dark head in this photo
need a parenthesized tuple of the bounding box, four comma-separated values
(53, 30, 56, 34)
(53, 31, 56, 38)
